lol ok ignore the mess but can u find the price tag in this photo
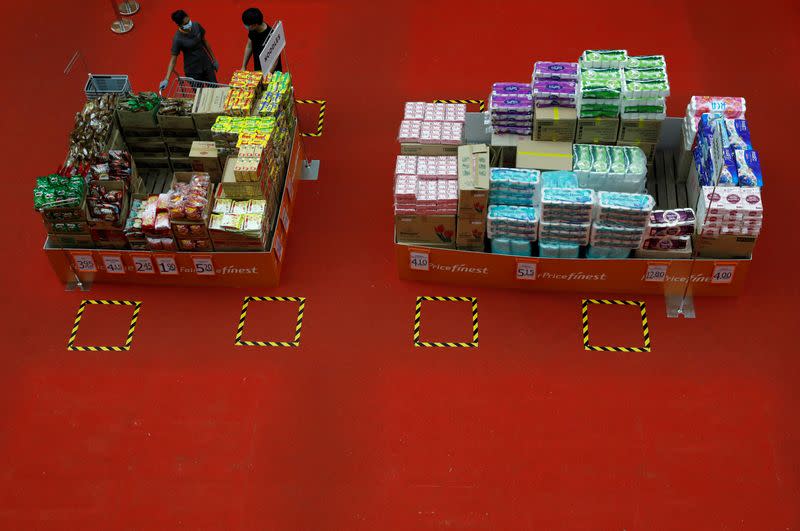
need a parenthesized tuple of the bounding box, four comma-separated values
(645, 262, 669, 282)
(192, 255, 215, 276)
(712, 263, 735, 284)
(516, 261, 537, 280)
(286, 177, 295, 201)
(132, 255, 155, 274)
(71, 253, 97, 273)
(281, 206, 290, 232)
(274, 234, 284, 262)
(409, 250, 429, 271)
(155, 255, 178, 275)
(101, 254, 125, 274)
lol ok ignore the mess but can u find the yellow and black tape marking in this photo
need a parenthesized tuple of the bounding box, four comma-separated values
(234, 296, 306, 347)
(433, 99, 486, 112)
(67, 299, 142, 352)
(581, 299, 651, 353)
(413, 296, 479, 348)
(295, 99, 326, 137)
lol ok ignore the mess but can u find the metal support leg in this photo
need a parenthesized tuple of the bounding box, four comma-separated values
(665, 293, 695, 318)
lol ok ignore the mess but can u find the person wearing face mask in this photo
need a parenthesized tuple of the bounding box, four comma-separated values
(159, 10, 219, 91)
(240, 8, 283, 73)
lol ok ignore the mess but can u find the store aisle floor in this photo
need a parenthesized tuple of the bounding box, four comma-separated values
(1, 1, 798, 529)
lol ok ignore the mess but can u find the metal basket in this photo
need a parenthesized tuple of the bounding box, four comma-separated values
(84, 74, 131, 99)
(161, 76, 229, 99)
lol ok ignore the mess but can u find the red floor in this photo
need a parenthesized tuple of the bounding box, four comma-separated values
(1, 0, 799, 528)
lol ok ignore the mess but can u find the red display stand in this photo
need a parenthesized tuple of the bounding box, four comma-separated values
(44, 128, 305, 289)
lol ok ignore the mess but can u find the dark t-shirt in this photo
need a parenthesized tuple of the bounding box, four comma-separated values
(249, 24, 283, 72)
(171, 22, 211, 75)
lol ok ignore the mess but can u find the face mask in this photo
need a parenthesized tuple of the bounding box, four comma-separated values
(181, 20, 192, 31)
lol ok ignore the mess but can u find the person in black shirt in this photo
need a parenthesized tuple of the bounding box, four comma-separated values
(241, 8, 283, 73)
(159, 9, 219, 91)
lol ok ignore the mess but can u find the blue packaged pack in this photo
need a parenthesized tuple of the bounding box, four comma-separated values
(734, 149, 763, 187)
(717, 147, 739, 185)
(727, 119, 752, 150)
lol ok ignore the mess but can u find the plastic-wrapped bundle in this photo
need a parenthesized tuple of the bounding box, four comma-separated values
(580, 50, 628, 68)
(539, 239, 581, 258)
(586, 246, 632, 258)
(533, 62, 579, 81)
(595, 192, 655, 227)
(540, 187, 595, 223)
(539, 221, 591, 245)
(491, 237, 532, 256)
(541, 171, 579, 189)
(487, 205, 539, 240)
(489, 168, 540, 207)
(572, 144, 647, 193)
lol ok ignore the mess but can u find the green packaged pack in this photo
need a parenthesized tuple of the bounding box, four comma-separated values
(624, 55, 666, 69)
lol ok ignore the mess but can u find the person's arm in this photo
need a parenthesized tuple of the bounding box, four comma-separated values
(242, 39, 253, 70)
(160, 54, 178, 90)
(199, 24, 218, 70)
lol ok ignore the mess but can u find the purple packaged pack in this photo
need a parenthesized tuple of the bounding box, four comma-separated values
(492, 82, 532, 96)
(647, 209, 696, 237)
(493, 125, 533, 135)
(492, 116, 533, 125)
(535, 98, 577, 108)
(734, 149, 763, 187)
(533, 61, 579, 80)
(532, 80, 577, 98)
(642, 236, 690, 250)
(490, 94, 533, 111)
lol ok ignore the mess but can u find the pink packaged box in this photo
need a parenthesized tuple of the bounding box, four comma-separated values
(398, 120, 422, 143)
(395, 155, 418, 175)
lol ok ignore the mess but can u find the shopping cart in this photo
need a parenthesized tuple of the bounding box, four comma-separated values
(160, 75, 229, 99)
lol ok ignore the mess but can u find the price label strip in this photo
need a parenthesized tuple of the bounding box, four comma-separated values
(645, 262, 669, 282)
(413, 296, 479, 348)
(70, 252, 97, 273)
(712, 262, 736, 284)
(192, 255, 215, 276)
(100, 254, 125, 274)
(281, 206, 290, 232)
(516, 260, 537, 281)
(131, 254, 155, 274)
(581, 299, 651, 353)
(409, 249, 429, 271)
(234, 296, 306, 347)
(66, 299, 142, 352)
(155, 255, 178, 275)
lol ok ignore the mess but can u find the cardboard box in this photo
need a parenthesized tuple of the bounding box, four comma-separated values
(47, 233, 94, 248)
(86, 180, 128, 230)
(45, 220, 90, 234)
(127, 140, 167, 157)
(576, 116, 620, 144)
(117, 107, 158, 130)
(618, 119, 664, 144)
(457, 144, 490, 217)
(169, 156, 193, 172)
(157, 98, 196, 131)
(401, 143, 460, 156)
(617, 140, 656, 162)
(166, 140, 195, 158)
(634, 242, 693, 260)
(192, 87, 230, 130)
(395, 214, 456, 246)
(456, 215, 486, 250)
(189, 141, 222, 181)
(693, 234, 757, 259)
(197, 129, 213, 141)
(533, 106, 577, 142)
(133, 155, 171, 170)
(218, 156, 267, 198)
(516, 140, 573, 171)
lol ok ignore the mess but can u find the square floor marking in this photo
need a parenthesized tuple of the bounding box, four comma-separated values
(67, 300, 142, 352)
(581, 299, 651, 352)
(414, 296, 478, 348)
(235, 296, 306, 347)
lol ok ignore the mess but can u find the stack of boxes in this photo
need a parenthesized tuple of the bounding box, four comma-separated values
(167, 173, 213, 251)
(639, 208, 696, 255)
(393, 155, 460, 248)
(157, 97, 198, 172)
(224, 70, 262, 116)
(576, 50, 625, 144)
(489, 83, 533, 137)
(36, 172, 91, 248)
(538, 187, 595, 258)
(192, 87, 230, 141)
(208, 197, 271, 252)
(572, 144, 648, 193)
(617, 55, 670, 161)
(398, 102, 466, 154)
(587, 192, 654, 258)
(116, 92, 166, 173)
(487, 205, 539, 256)
(532, 62, 578, 142)
(456, 145, 490, 251)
